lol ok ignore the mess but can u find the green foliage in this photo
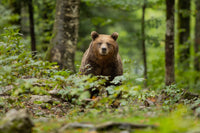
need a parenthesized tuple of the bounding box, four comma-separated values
(56, 74, 111, 105)
(0, 28, 200, 133)
(0, 29, 133, 106)
(0, 1, 200, 132)
(158, 105, 197, 133)
(82, 0, 163, 10)
(162, 85, 184, 106)
(82, 0, 143, 10)
(0, 4, 18, 34)
(34, 0, 56, 54)
(147, 45, 165, 88)
(0, 28, 53, 88)
(1, 0, 198, 91)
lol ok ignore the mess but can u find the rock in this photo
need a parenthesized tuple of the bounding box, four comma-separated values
(33, 117, 49, 123)
(49, 89, 60, 96)
(0, 109, 34, 133)
(120, 131, 130, 133)
(35, 111, 45, 116)
(51, 107, 62, 113)
(0, 85, 14, 96)
(30, 95, 53, 103)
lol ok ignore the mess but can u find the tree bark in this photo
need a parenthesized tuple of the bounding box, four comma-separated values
(178, 0, 190, 69)
(194, 0, 200, 71)
(46, 0, 80, 72)
(165, 0, 175, 86)
(141, 0, 147, 87)
(28, 0, 36, 57)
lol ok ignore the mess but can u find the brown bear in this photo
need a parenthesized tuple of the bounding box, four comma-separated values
(79, 31, 123, 81)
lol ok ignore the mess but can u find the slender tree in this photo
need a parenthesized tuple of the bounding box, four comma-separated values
(46, 0, 80, 72)
(141, 0, 147, 87)
(28, 0, 36, 57)
(194, 0, 200, 71)
(165, 0, 175, 86)
(178, 0, 191, 69)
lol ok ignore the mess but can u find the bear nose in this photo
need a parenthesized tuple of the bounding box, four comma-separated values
(102, 47, 107, 52)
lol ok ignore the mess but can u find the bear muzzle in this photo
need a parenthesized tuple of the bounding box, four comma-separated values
(100, 47, 108, 55)
(102, 47, 107, 53)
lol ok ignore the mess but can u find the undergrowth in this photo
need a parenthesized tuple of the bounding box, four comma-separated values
(0, 29, 200, 133)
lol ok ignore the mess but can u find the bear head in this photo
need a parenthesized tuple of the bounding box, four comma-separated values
(90, 31, 119, 59)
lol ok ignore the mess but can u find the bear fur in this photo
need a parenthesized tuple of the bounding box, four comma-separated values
(79, 31, 123, 81)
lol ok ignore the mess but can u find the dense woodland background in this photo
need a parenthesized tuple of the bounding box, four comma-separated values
(0, 0, 200, 133)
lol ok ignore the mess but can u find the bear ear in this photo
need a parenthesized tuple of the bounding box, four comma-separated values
(111, 32, 118, 41)
(91, 31, 99, 40)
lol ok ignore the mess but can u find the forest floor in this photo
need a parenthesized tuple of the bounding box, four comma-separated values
(0, 77, 200, 133)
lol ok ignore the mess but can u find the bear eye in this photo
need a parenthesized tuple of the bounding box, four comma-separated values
(106, 43, 111, 46)
(97, 43, 102, 46)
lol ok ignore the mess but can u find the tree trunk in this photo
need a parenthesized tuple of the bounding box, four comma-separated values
(178, 0, 190, 69)
(165, 0, 175, 86)
(194, 0, 200, 71)
(46, 0, 80, 72)
(28, 0, 36, 57)
(141, 0, 147, 87)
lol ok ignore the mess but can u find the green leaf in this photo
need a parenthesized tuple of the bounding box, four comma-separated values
(79, 91, 90, 101)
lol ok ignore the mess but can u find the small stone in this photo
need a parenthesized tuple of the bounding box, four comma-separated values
(30, 95, 53, 103)
(34, 117, 49, 123)
(35, 111, 45, 116)
(120, 130, 130, 133)
(49, 89, 59, 95)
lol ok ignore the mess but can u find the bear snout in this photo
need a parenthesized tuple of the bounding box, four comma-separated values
(99, 43, 108, 55)
(102, 47, 107, 53)
(100, 48, 108, 55)
(100, 46, 108, 55)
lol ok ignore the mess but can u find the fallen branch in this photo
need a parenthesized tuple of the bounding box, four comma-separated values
(59, 122, 94, 132)
(95, 121, 157, 131)
(58, 121, 157, 132)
